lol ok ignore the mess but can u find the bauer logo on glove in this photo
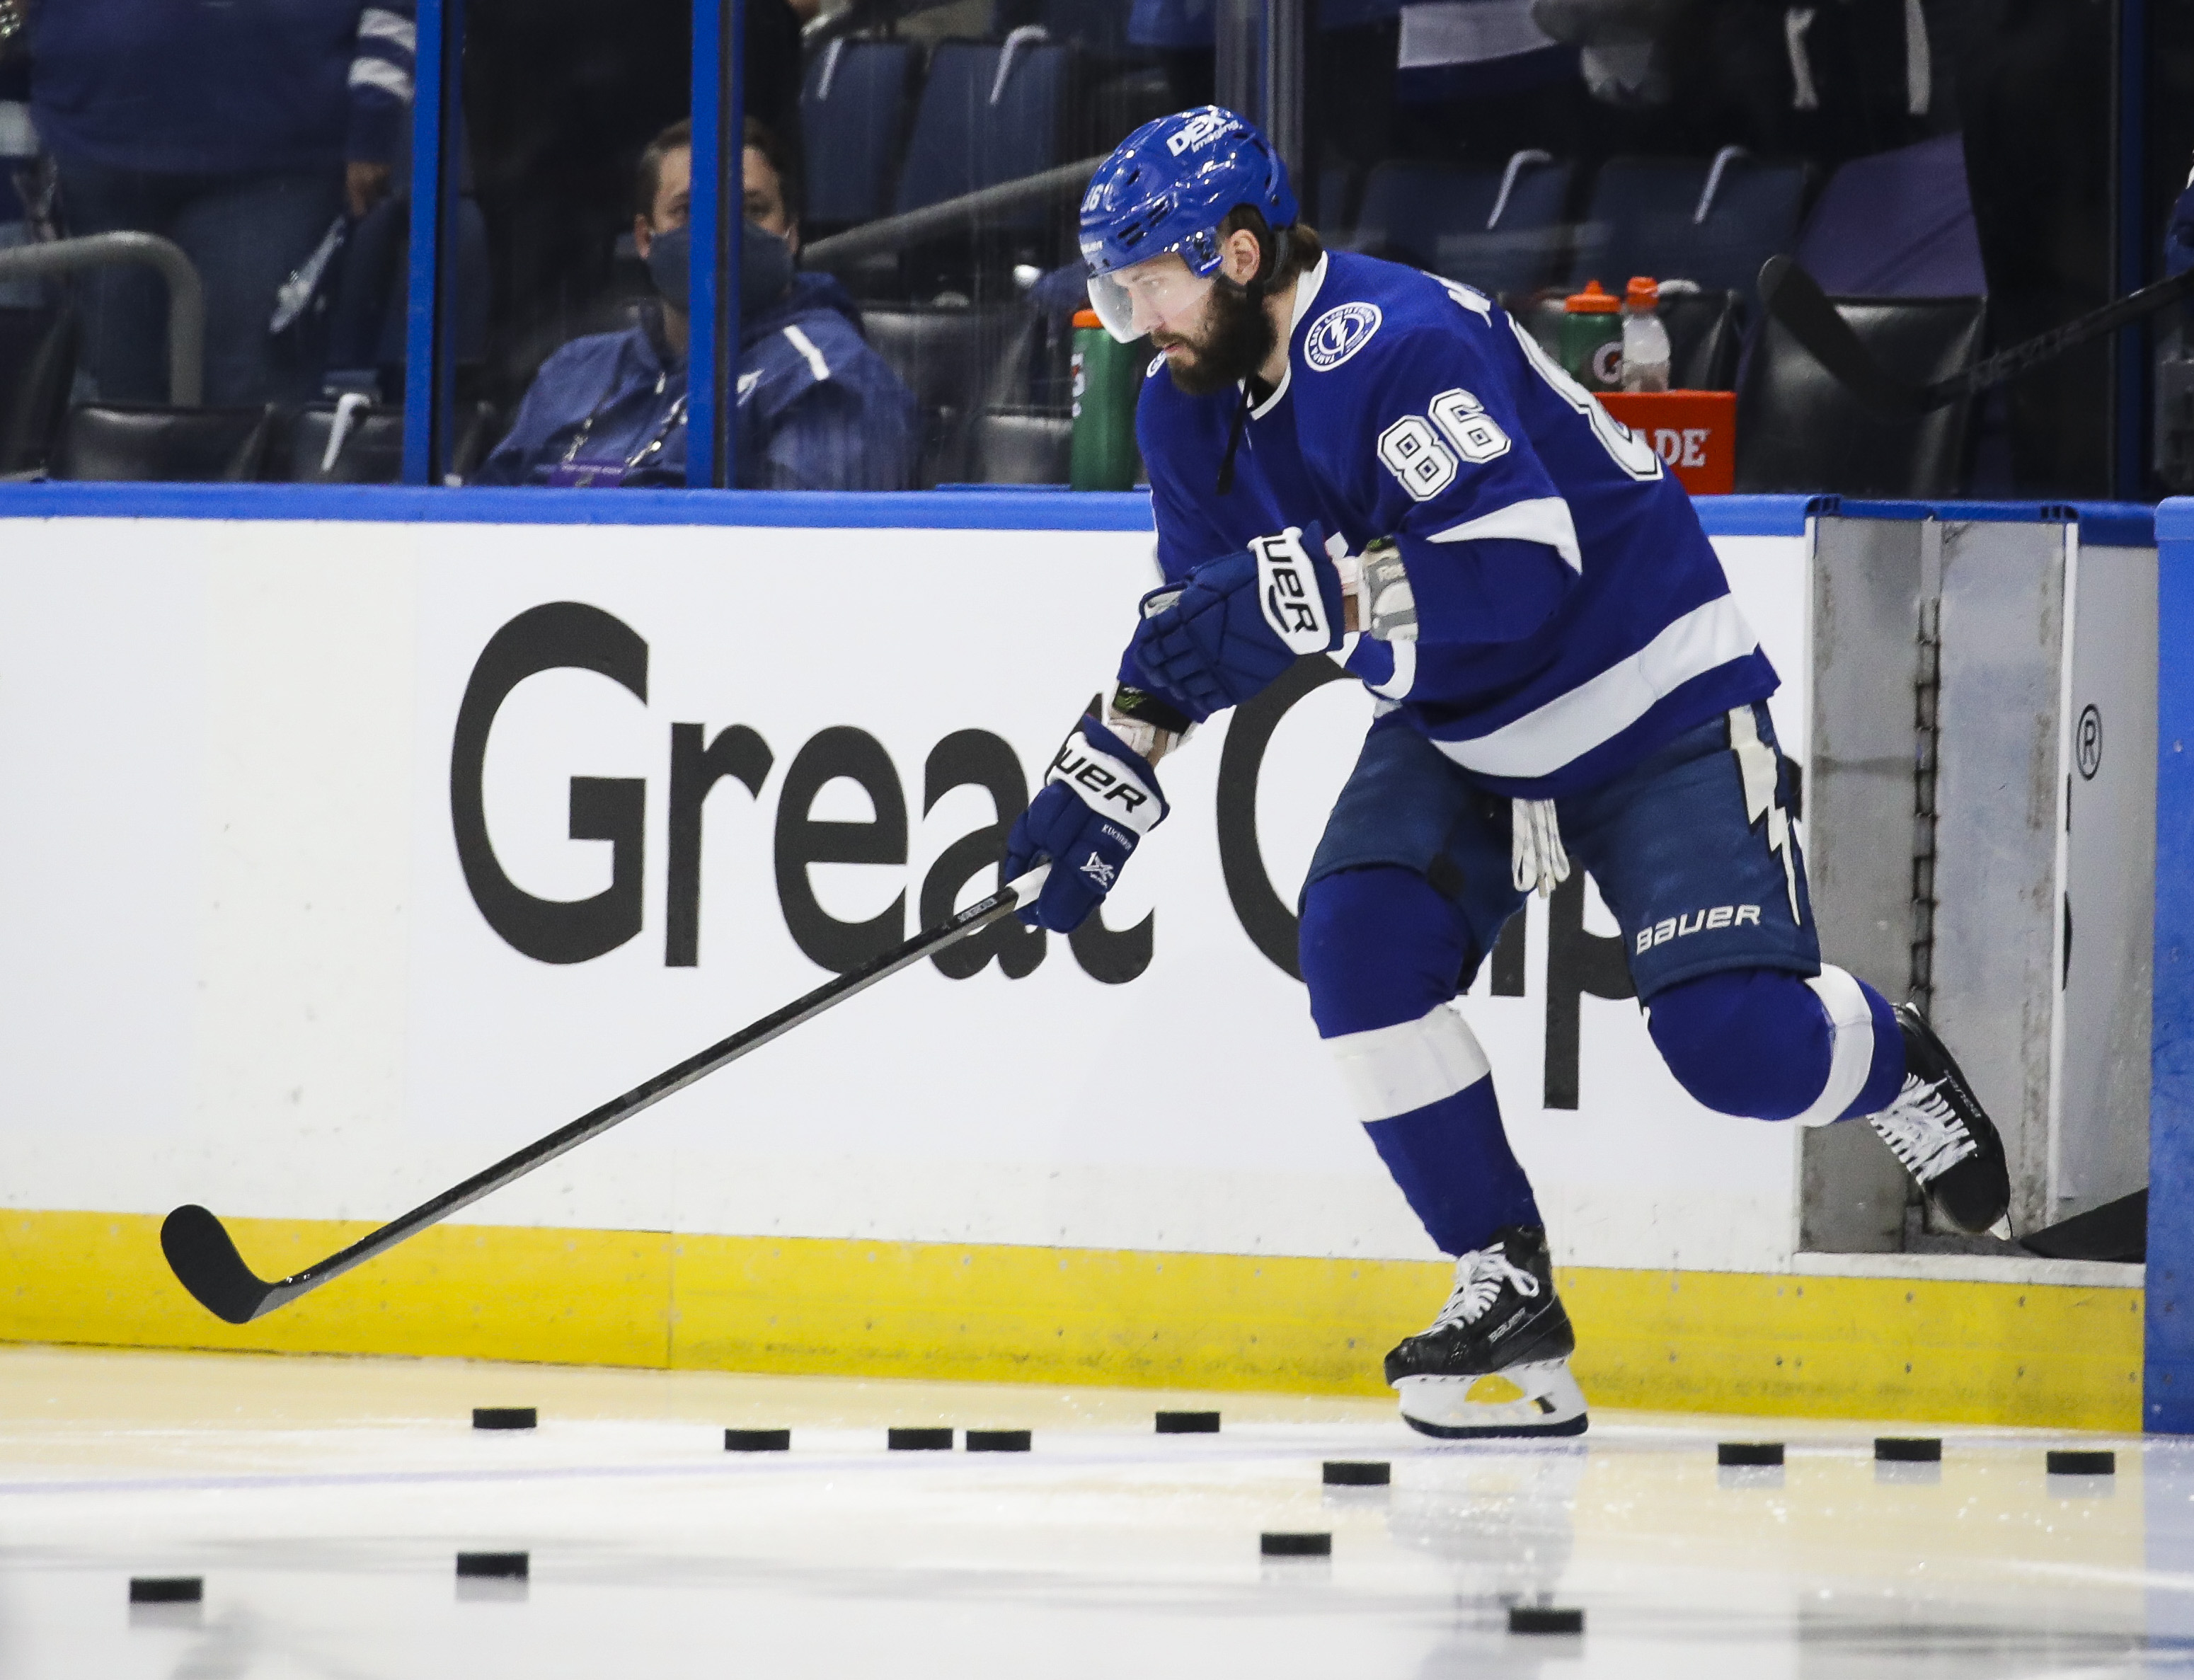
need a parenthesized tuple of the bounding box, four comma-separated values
(1252, 527, 1334, 654)
(1049, 732, 1163, 832)
(1003, 717, 1171, 933)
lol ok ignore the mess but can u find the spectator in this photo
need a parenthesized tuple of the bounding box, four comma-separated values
(473, 116, 916, 490)
(29, 0, 413, 406)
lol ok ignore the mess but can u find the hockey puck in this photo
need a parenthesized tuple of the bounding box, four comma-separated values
(1876, 1437, 1942, 1462)
(2046, 1449, 2115, 1475)
(1260, 1531, 1331, 1557)
(1509, 1606, 1584, 1635)
(472, 1408, 536, 1431)
(965, 1429, 1031, 1452)
(1718, 1442, 1784, 1467)
(724, 1429, 791, 1452)
(887, 1427, 953, 1451)
(1322, 1461, 1391, 1486)
(129, 1577, 202, 1604)
(1155, 1410, 1220, 1434)
(456, 1552, 529, 1579)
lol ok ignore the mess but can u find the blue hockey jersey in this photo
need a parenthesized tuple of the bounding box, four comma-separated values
(1132, 248, 1776, 799)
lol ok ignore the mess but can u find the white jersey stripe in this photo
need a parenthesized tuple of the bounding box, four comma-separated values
(781, 324, 831, 383)
(1427, 495, 1582, 570)
(357, 8, 417, 49)
(348, 57, 413, 98)
(1428, 592, 1758, 779)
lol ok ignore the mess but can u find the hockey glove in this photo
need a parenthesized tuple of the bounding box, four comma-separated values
(1129, 525, 1345, 720)
(1003, 716, 1168, 933)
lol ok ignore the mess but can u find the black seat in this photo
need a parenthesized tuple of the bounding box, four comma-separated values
(50, 402, 276, 482)
(0, 304, 79, 473)
(860, 304, 1014, 486)
(280, 398, 406, 483)
(975, 408, 1073, 483)
(1660, 288, 1745, 390)
(1735, 294, 1985, 497)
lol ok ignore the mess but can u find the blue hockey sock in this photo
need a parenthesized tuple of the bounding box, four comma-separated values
(1362, 1076, 1544, 1256)
(1302, 866, 1541, 1255)
(1647, 965, 1905, 1124)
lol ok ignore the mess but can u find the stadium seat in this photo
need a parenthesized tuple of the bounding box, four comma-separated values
(861, 304, 1018, 486)
(0, 304, 77, 473)
(1659, 287, 1745, 391)
(1791, 134, 1986, 298)
(975, 408, 1074, 483)
(1351, 153, 1572, 295)
(1570, 150, 1810, 299)
(991, 0, 1132, 59)
(1734, 294, 1985, 496)
(891, 37, 1075, 230)
(280, 398, 406, 483)
(800, 39, 922, 234)
(49, 402, 276, 482)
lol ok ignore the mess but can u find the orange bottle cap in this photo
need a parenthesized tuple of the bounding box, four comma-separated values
(1564, 280, 1619, 314)
(1072, 308, 1103, 329)
(1624, 276, 1659, 308)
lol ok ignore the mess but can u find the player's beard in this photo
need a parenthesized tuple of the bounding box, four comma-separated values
(1154, 280, 1277, 397)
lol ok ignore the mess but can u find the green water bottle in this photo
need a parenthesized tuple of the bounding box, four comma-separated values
(1561, 280, 1624, 393)
(1070, 308, 1141, 490)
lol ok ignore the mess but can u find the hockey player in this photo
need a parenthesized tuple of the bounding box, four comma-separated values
(1002, 108, 2014, 1440)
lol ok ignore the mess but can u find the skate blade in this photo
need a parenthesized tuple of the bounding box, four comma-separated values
(1989, 1216, 2013, 1241)
(1396, 1360, 1588, 1441)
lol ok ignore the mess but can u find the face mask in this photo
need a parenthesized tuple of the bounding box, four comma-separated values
(644, 222, 691, 312)
(644, 221, 796, 316)
(742, 221, 796, 313)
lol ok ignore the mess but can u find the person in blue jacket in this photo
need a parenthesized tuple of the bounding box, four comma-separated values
(30, 0, 415, 406)
(471, 116, 917, 490)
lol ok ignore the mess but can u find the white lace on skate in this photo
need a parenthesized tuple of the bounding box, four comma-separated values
(1429, 1245, 1541, 1333)
(1868, 1073, 1977, 1185)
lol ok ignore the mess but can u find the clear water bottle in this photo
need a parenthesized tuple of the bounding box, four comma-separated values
(1619, 276, 1672, 393)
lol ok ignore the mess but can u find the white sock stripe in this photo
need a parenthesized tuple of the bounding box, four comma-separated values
(1323, 1003, 1493, 1123)
(1793, 965, 1875, 1127)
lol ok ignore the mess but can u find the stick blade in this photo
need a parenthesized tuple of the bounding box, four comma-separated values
(1757, 255, 1934, 420)
(161, 1205, 277, 1325)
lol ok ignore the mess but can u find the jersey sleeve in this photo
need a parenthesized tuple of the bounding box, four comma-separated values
(1343, 314, 1582, 648)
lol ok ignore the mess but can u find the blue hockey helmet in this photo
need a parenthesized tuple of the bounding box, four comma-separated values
(1079, 106, 1299, 343)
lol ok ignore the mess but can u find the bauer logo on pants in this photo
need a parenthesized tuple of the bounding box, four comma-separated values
(1635, 904, 1761, 954)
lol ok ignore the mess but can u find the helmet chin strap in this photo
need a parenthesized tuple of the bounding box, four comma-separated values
(1217, 224, 1294, 302)
(1214, 224, 1294, 497)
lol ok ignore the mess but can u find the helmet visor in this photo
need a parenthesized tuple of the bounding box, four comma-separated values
(1086, 252, 1215, 345)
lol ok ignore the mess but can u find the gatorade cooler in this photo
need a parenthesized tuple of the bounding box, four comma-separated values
(1594, 390, 1737, 495)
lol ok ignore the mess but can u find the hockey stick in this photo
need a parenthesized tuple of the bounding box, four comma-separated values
(161, 865, 1050, 1325)
(1757, 254, 2194, 420)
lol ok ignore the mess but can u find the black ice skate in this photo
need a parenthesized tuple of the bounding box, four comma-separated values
(1865, 1003, 2013, 1238)
(1384, 1225, 1587, 1440)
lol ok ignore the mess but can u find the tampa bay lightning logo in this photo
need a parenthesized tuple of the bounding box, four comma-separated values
(1304, 303, 1382, 372)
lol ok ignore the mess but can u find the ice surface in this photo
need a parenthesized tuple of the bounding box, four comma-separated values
(0, 1345, 2179, 1679)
